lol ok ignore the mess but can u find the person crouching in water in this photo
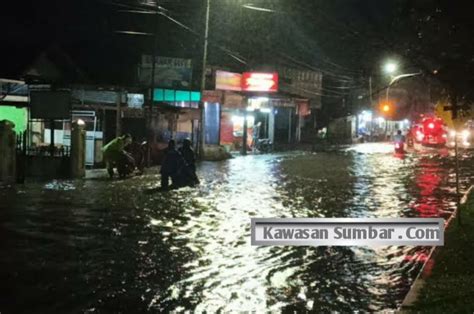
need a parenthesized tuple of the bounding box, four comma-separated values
(160, 140, 184, 189)
(178, 139, 200, 185)
(102, 133, 133, 178)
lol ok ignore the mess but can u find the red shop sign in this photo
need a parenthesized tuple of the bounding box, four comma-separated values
(241, 72, 278, 92)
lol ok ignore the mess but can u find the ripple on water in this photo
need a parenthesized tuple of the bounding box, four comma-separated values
(0, 145, 468, 312)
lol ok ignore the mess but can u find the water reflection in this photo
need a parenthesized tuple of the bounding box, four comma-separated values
(0, 144, 466, 312)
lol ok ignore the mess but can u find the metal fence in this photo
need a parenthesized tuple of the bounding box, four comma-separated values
(16, 131, 70, 157)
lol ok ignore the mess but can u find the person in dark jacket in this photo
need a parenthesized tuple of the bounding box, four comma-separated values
(160, 140, 184, 189)
(178, 139, 199, 185)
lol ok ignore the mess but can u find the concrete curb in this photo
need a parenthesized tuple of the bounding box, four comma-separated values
(398, 185, 474, 311)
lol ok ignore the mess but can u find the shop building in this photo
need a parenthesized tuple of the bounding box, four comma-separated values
(207, 69, 318, 152)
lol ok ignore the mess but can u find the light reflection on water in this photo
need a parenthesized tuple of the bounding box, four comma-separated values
(0, 143, 468, 312)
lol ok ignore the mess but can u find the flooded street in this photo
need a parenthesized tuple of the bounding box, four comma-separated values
(1, 143, 472, 312)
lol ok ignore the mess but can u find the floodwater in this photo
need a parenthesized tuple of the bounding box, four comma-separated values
(0, 143, 471, 312)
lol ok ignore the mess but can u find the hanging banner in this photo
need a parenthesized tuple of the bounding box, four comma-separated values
(71, 89, 118, 104)
(241, 72, 278, 92)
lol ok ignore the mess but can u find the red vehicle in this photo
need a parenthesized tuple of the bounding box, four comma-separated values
(409, 116, 448, 147)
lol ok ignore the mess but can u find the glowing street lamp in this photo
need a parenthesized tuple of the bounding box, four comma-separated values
(384, 61, 398, 75)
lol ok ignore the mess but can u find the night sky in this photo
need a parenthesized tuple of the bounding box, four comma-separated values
(1, 0, 472, 101)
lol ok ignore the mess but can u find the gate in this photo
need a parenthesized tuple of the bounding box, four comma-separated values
(15, 131, 26, 183)
(15, 131, 71, 181)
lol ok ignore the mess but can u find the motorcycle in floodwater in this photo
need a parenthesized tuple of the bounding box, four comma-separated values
(116, 151, 136, 179)
(255, 138, 273, 153)
(394, 141, 405, 154)
(117, 141, 148, 178)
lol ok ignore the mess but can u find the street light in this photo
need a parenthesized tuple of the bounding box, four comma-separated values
(380, 71, 422, 139)
(385, 72, 423, 103)
(384, 61, 398, 75)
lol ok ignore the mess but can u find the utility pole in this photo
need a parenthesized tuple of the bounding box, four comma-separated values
(199, 0, 211, 158)
(242, 108, 248, 155)
(116, 89, 122, 137)
(444, 93, 462, 224)
(369, 76, 373, 106)
(452, 94, 461, 225)
(384, 72, 423, 140)
(146, 11, 160, 166)
(455, 130, 460, 217)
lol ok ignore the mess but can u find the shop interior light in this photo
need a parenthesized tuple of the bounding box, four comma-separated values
(231, 115, 255, 124)
(231, 115, 243, 124)
(359, 110, 373, 121)
(260, 108, 272, 113)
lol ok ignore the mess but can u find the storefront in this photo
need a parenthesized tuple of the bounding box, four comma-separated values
(210, 91, 247, 151)
(210, 69, 314, 152)
(214, 71, 277, 152)
(24, 87, 144, 166)
(150, 88, 201, 160)
(121, 93, 146, 142)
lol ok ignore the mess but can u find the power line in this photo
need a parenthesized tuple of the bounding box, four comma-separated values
(107, 0, 360, 98)
(277, 52, 355, 82)
(161, 1, 365, 78)
(158, 10, 248, 65)
(109, 1, 249, 65)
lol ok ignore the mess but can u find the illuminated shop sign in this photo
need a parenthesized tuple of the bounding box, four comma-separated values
(215, 70, 242, 91)
(153, 88, 201, 108)
(241, 72, 278, 92)
(153, 89, 201, 102)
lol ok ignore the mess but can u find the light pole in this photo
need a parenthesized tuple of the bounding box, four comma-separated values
(117, 1, 211, 159)
(115, 7, 160, 167)
(383, 69, 422, 137)
(385, 72, 423, 103)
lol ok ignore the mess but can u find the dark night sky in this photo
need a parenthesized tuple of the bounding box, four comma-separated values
(1, 0, 473, 101)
